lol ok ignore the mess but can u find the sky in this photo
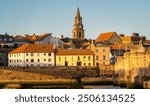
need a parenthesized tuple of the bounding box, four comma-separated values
(0, 0, 150, 39)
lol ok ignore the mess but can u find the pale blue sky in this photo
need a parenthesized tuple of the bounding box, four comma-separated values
(0, 0, 150, 39)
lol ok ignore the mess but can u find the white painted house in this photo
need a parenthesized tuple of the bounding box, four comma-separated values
(8, 44, 55, 67)
(35, 33, 64, 48)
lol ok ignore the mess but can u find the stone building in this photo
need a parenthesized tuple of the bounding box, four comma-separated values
(115, 41, 150, 83)
(95, 32, 122, 45)
(72, 7, 85, 39)
(90, 40, 114, 76)
(94, 44, 111, 66)
(119, 33, 146, 44)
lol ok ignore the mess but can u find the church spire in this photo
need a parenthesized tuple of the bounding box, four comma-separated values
(76, 7, 80, 17)
(72, 7, 85, 39)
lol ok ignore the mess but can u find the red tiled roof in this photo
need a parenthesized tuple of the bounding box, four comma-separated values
(95, 32, 116, 43)
(56, 49, 94, 55)
(110, 44, 128, 50)
(9, 44, 54, 53)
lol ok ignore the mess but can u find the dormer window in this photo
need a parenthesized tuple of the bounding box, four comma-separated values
(9, 38, 13, 41)
(4, 38, 7, 41)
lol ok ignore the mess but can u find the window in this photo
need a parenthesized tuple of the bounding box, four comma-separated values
(84, 56, 86, 60)
(37, 59, 40, 62)
(37, 53, 40, 56)
(96, 56, 99, 60)
(103, 62, 105, 65)
(59, 57, 61, 61)
(49, 64, 51, 66)
(78, 56, 80, 61)
(26, 59, 28, 62)
(103, 49, 105, 52)
(31, 59, 34, 62)
(65, 57, 67, 61)
(44, 59, 46, 61)
(26, 53, 28, 56)
(9, 38, 13, 41)
(4, 38, 7, 41)
(48, 53, 51, 56)
(44, 53, 46, 56)
(96, 63, 99, 66)
(88, 56, 91, 61)
(84, 63, 86, 66)
(79, 32, 81, 38)
(103, 55, 106, 60)
(9, 60, 11, 63)
(31, 53, 34, 56)
(96, 49, 98, 52)
(72, 56, 74, 61)
(48, 58, 51, 62)
(89, 63, 91, 66)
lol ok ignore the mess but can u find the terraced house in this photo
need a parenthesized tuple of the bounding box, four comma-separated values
(8, 44, 55, 67)
(55, 49, 94, 66)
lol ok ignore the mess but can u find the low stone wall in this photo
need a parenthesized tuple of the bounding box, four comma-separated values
(81, 77, 113, 85)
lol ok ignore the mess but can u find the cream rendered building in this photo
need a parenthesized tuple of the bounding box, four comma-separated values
(8, 44, 55, 67)
(56, 49, 94, 66)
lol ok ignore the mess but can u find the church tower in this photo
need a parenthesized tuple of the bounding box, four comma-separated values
(72, 7, 85, 39)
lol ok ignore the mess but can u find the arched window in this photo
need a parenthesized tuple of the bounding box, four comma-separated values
(79, 32, 81, 38)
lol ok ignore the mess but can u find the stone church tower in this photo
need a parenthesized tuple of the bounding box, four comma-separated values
(72, 7, 85, 39)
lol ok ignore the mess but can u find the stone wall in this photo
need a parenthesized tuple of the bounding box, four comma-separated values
(115, 49, 150, 84)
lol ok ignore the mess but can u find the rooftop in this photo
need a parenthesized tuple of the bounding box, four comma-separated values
(95, 32, 117, 43)
(36, 33, 51, 41)
(56, 49, 94, 55)
(9, 44, 54, 53)
(110, 43, 128, 50)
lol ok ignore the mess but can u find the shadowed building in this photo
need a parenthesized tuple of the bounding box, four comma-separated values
(72, 7, 85, 39)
